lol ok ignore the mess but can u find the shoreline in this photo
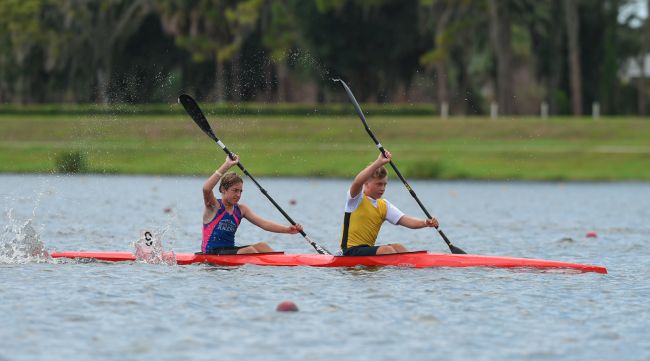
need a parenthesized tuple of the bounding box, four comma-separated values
(2, 172, 650, 183)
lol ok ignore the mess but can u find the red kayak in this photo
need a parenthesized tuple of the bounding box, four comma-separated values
(50, 251, 607, 274)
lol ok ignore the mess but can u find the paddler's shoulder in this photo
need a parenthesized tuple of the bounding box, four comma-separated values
(237, 202, 250, 215)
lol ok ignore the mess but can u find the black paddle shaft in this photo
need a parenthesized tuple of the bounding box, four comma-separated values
(178, 94, 331, 255)
(333, 79, 466, 255)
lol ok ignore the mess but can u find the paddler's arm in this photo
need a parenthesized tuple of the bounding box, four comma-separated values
(239, 204, 303, 234)
(202, 154, 239, 207)
(397, 216, 439, 229)
(350, 150, 392, 197)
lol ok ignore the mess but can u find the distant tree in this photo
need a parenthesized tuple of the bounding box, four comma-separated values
(612, 0, 647, 114)
(261, 0, 300, 101)
(289, 0, 425, 102)
(419, 0, 456, 107)
(59, 0, 153, 104)
(0, 0, 646, 112)
(109, 13, 191, 103)
(642, 0, 650, 114)
(157, 0, 228, 101)
(156, 0, 265, 102)
(0, 0, 52, 103)
(548, 0, 565, 114)
(221, 0, 264, 100)
(564, 0, 582, 116)
(602, 0, 622, 114)
(512, 0, 566, 114)
(419, 0, 490, 114)
(487, 0, 515, 115)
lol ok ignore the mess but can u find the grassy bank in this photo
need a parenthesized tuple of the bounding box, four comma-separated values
(1, 111, 649, 180)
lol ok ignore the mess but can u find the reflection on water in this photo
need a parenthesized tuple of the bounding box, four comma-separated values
(337, 266, 386, 275)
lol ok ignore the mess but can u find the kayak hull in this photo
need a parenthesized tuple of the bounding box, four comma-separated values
(50, 251, 608, 274)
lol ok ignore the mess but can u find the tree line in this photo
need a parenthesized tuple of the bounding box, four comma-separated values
(1, 0, 649, 115)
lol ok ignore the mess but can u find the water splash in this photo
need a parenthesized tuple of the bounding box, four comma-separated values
(1, 210, 51, 264)
(133, 229, 176, 266)
(288, 49, 331, 81)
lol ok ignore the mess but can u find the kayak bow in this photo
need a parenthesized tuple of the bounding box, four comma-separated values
(50, 251, 607, 274)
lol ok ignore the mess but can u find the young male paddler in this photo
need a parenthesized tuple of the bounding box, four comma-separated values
(340, 150, 439, 256)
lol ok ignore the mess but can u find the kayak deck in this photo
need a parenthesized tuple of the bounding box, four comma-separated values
(50, 251, 608, 274)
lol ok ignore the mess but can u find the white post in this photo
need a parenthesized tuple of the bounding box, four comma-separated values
(490, 102, 498, 119)
(541, 101, 549, 120)
(592, 102, 600, 119)
(441, 102, 449, 119)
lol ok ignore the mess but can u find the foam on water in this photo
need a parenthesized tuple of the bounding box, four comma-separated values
(133, 229, 176, 266)
(1, 209, 178, 266)
(0, 210, 51, 264)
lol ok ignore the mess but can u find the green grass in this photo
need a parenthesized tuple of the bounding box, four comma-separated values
(1, 111, 649, 180)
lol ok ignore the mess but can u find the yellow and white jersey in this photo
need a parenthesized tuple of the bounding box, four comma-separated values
(340, 190, 404, 249)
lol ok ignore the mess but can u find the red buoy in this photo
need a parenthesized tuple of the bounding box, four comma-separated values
(289, 199, 297, 205)
(586, 231, 598, 238)
(276, 301, 299, 312)
(164, 208, 172, 213)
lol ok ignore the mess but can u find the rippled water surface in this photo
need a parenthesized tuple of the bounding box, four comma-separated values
(1, 174, 649, 361)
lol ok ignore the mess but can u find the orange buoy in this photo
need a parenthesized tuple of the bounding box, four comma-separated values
(276, 301, 299, 312)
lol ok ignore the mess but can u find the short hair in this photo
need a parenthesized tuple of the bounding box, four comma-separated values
(219, 172, 243, 193)
(371, 165, 388, 179)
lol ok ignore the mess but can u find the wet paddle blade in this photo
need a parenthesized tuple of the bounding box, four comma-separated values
(449, 244, 467, 254)
(178, 94, 217, 141)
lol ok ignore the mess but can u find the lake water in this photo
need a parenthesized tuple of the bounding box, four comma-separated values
(1, 174, 649, 361)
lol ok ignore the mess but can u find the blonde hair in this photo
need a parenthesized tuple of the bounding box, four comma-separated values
(219, 172, 243, 193)
(371, 165, 388, 179)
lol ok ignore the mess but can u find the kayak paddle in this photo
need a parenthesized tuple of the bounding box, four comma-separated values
(332, 79, 467, 255)
(178, 94, 332, 255)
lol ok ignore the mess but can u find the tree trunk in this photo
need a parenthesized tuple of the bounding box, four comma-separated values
(434, 4, 452, 107)
(96, 67, 110, 105)
(16, 73, 25, 104)
(547, 0, 563, 115)
(231, 55, 240, 102)
(639, 0, 650, 115)
(277, 63, 289, 102)
(637, 56, 646, 116)
(564, 0, 583, 116)
(457, 54, 472, 115)
(260, 58, 274, 102)
(488, 0, 515, 115)
(435, 62, 449, 106)
(215, 60, 224, 103)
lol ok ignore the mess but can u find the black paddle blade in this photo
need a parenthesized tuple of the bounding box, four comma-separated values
(313, 242, 331, 255)
(437, 228, 467, 254)
(332, 79, 370, 126)
(449, 244, 467, 254)
(178, 94, 217, 141)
